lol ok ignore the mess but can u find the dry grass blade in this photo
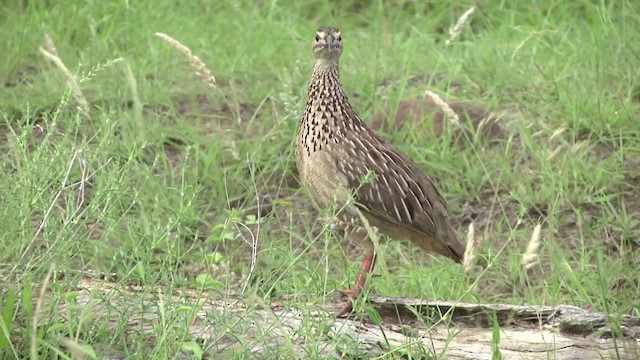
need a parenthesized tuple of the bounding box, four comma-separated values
(522, 224, 542, 270)
(445, 7, 475, 46)
(550, 127, 567, 141)
(39, 35, 90, 118)
(463, 222, 477, 273)
(425, 91, 460, 125)
(155, 32, 217, 90)
(44, 34, 59, 57)
(547, 145, 565, 160)
(570, 140, 590, 154)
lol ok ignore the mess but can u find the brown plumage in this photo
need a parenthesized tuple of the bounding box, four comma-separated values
(295, 26, 465, 316)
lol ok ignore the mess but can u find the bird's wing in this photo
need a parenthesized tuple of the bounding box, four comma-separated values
(334, 128, 448, 239)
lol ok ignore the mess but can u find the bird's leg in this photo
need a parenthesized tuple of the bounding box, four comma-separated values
(338, 253, 376, 298)
(337, 233, 376, 317)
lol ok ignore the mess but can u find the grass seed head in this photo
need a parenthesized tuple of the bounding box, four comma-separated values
(155, 32, 217, 90)
(425, 90, 460, 126)
(522, 224, 542, 270)
(463, 222, 477, 273)
(445, 7, 475, 46)
(39, 35, 90, 117)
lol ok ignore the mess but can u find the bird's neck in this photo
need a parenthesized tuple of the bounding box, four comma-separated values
(312, 58, 340, 77)
(308, 59, 345, 102)
(296, 59, 345, 155)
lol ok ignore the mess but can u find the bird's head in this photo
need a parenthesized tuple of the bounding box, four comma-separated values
(312, 26, 343, 61)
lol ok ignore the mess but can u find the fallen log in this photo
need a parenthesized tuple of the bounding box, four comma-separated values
(49, 278, 639, 359)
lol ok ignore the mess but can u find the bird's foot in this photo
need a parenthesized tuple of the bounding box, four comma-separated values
(338, 287, 377, 298)
(334, 254, 377, 317)
(335, 287, 359, 317)
(335, 287, 377, 317)
(338, 288, 357, 298)
(336, 298, 354, 317)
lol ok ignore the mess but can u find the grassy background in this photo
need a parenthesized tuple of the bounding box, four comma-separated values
(1, 0, 639, 358)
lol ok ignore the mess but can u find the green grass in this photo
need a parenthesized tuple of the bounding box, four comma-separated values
(1, 0, 639, 358)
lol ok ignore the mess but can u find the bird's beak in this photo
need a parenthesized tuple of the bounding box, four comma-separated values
(326, 35, 335, 50)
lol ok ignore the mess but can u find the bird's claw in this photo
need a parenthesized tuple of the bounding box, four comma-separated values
(338, 288, 358, 298)
(336, 287, 378, 317)
(339, 287, 377, 298)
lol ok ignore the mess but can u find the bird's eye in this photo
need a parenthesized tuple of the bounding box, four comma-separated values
(337, 36, 342, 41)
(315, 35, 320, 41)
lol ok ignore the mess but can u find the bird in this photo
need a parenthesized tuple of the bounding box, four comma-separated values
(295, 26, 465, 317)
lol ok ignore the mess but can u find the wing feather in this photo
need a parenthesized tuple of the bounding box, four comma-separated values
(334, 129, 447, 237)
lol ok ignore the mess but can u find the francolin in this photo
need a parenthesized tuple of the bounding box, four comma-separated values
(295, 26, 465, 317)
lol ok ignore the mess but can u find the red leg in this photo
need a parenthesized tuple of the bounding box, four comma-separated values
(337, 253, 376, 317)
